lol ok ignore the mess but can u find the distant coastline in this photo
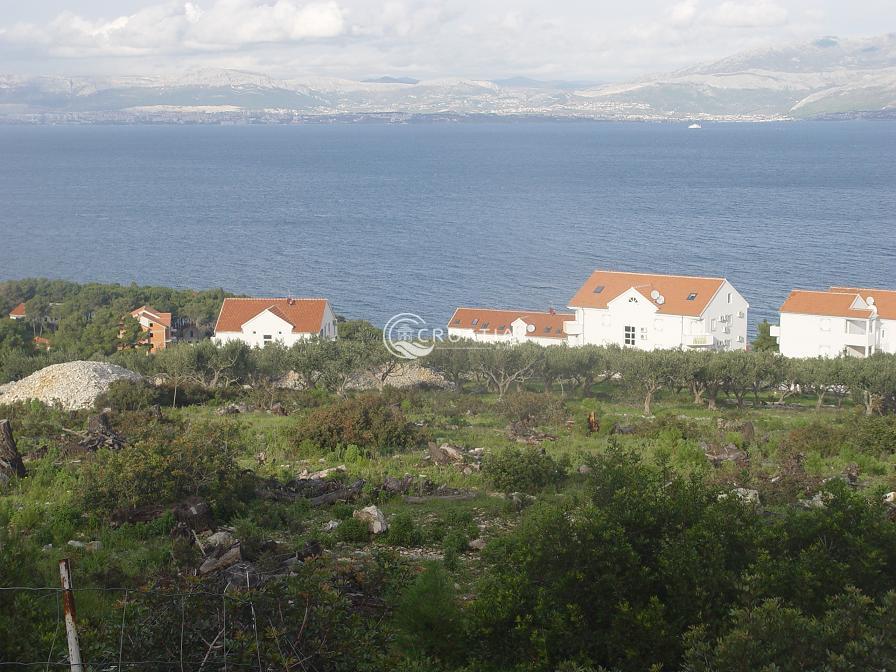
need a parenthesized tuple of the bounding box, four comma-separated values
(3, 110, 896, 126)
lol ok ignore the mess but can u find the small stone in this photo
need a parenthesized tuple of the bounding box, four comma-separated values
(199, 543, 241, 575)
(578, 464, 592, 474)
(67, 540, 86, 549)
(719, 488, 760, 505)
(468, 538, 486, 551)
(353, 505, 389, 534)
(85, 541, 102, 552)
(42, 543, 53, 552)
(205, 531, 235, 549)
(323, 520, 340, 532)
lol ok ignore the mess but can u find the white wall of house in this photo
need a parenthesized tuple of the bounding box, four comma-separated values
(320, 304, 338, 340)
(566, 281, 748, 351)
(778, 312, 884, 358)
(701, 281, 749, 351)
(879, 319, 896, 354)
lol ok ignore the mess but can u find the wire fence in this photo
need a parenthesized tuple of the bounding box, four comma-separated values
(0, 572, 338, 672)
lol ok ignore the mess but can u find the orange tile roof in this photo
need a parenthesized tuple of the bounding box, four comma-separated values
(779, 290, 872, 318)
(448, 307, 574, 339)
(131, 305, 172, 328)
(829, 287, 896, 320)
(568, 270, 727, 316)
(215, 298, 329, 334)
(9, 302, 26, 318)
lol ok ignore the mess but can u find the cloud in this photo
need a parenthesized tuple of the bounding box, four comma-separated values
(0, 1, 347, 56)
(667, 0, 699, 27)
(706, 0, 788, 27)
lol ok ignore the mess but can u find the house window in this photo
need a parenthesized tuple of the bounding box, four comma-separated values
(727, 292, 732, 303)
(624, 325, 635, 346)
(471, 318, 479, 326)
(687, 293, 698, 301)
(628, 296, 638, 303)
(593, 285, 605, 294)
(263, 334, 272, 343)
(710, 318, 717, 331)
(481, 322, 489, 329)
(497, 324, 505, 331)
(452, 319, 460, 324)
(544, 326, 552, 334)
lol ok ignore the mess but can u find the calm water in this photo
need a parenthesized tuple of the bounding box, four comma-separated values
(1, 121, 894, 332)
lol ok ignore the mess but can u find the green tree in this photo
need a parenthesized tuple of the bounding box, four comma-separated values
(423, 340, 472, 391)
(619, 348, 678, 415)
(471, 342, 541, 399)
(752, 319, 779, 352)
(155, 343, 198, 407)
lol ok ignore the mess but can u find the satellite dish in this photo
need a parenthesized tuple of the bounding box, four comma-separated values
(650, 289, 661, 300)
(526, 324, 536, 333)
(867, 296, 875, 305)
(657, 296, 665, 305)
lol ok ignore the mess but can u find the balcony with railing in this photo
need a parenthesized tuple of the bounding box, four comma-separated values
(684, 333, 715, 347)
(844, 319, 872, 348)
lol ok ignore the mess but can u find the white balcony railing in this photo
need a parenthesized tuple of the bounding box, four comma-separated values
(685, 333, 715, 347)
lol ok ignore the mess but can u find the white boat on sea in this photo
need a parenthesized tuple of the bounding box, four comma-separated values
(688, 123, 702, 129)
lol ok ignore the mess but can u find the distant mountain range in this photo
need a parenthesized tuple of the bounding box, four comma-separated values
(2, 34, 895, 122)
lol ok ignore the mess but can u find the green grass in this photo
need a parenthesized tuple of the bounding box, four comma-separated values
(2, 386, 894, 605)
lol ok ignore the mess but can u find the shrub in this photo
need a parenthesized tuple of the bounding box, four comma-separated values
(497, 391, 566, 428)
(849, 415, 896, 454)
(394, 563, 465, 662)
(336, 516, 371, 543)
(82, 418, 246, 512)
(442, 529, 470, 571)
(386, 512, 422, 547)
(483, 445, 568, 494)
(781, 420, 850, 458)
(95, 379, 160, 412)
(296, 393, 428, 455)
(330, 503, 354, 521)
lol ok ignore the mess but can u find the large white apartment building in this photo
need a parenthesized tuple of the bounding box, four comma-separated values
(563, 270, 749, 351)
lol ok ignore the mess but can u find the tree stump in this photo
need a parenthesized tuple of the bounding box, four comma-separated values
(587, 411, 599, 434)
(0, 420, 27, 480)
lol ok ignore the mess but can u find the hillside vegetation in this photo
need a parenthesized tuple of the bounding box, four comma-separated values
(2, 280, 896, 671)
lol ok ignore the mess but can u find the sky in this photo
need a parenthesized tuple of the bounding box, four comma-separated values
(0, 0, 892, 81)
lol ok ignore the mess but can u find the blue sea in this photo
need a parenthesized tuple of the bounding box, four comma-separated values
(0, 121, 894, 333)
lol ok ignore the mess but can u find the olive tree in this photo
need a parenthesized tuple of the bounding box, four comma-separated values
(472, 343, 542, 399)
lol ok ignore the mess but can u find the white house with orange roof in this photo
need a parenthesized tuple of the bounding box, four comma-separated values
(447, 307, 575, 346)
(213, 298, 337, 348)
(565, 270, 748, 351)
(774, 286, 896, 358)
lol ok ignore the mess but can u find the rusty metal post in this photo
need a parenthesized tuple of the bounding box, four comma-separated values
(58, 558, 84, 672)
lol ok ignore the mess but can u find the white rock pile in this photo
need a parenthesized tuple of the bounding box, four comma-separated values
(0, 361, 142, 411)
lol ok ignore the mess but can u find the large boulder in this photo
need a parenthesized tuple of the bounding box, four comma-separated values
(0, 361, 141, 411)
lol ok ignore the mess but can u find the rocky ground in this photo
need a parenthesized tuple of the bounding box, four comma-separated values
(0, 361, 141, 410)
